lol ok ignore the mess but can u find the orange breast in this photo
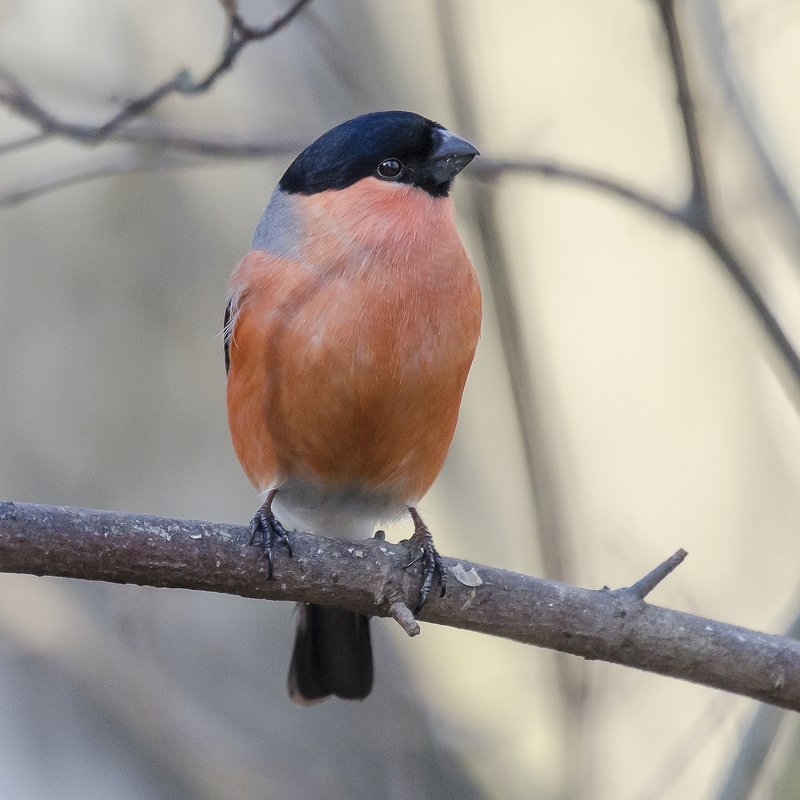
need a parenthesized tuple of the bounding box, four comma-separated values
(226, 179, 482, 505)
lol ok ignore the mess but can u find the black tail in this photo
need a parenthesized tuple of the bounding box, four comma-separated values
(287, 604, 373, 703)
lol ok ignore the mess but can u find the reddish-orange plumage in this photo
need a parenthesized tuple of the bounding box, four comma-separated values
(226, 178, 481, 505)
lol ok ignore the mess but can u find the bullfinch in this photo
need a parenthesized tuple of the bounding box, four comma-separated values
(224, 111, 481, 703)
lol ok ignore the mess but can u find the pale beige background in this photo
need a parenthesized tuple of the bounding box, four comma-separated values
(1, 1, 799, 798)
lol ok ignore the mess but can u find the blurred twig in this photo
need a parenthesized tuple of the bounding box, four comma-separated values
(0, 125, 700, 215)
(3, 0, 800, 414)
(0, 150, 202, 207)
(433, 0, 571, 586)
(0, 126, 304, 207)
(432, 4, 581, 798)
(2, 500, 800, 712)
(651, 0, 800, 404)
(0, 0, 311, 144)
(4, 0, 800, 425)
(693, 0, 800, 267)
(631, 695, 733, 800)
(657, 0, 711, 217)
(473, 157, 687, 225)
(0, 577, 305, 800)
(0, 131, 49, 156)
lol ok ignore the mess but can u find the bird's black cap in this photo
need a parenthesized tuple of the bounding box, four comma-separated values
(280, 111, 479, 198)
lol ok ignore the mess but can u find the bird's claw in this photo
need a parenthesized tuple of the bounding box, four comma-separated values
(406, 507, 447, 613)
(249, 497, 293, 579)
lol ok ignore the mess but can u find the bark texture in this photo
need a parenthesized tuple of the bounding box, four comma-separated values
(1, 501, 798, 711)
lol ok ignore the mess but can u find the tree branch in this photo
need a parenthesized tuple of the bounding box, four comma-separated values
(713, 609, 800, 799)
(0, 150, 202, 207)
(1, 501, 799, 711)
(0, 0, 311, 145)
(477, 154, 800, 413)
(656, 0, 712, 219)
(473, 157, 690, 226)
(694, 0, 800, 270)
(3, 0, 800, 414)
(651, 0, 800, 410)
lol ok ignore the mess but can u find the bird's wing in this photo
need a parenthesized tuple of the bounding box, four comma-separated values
(223, 298, 233, 375)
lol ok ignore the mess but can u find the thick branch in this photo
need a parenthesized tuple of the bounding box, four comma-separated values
(0, 501, 798, 711)
(714, 609, 800, 799)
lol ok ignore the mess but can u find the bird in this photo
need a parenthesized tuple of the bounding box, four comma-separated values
(224, 110, 482, 703)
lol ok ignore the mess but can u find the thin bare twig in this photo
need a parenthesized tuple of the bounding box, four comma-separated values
(478, 161, 800, 411)
(656, 0, 712, 220)
(0, 151, 201, 207)
(652, 0, 800, 408)
(0, 578, 292, 800)
(0, 131, 49, 156)
(693, 0, 800, 270)
(112, 126, 303, 158)
(3, 0, 800, 425)
(433, 3, 582, 797)
(0, 126, 304, 206)
(0, 120, 698, 219)
(188, 0, 313, 94)
(1, 501, 799, 712)
(0, 0, 311, 144)
(473, 157, 689, 227)
(433, 0, 572, 586)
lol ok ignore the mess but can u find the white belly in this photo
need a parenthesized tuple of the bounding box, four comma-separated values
(268, 479, 407, 540)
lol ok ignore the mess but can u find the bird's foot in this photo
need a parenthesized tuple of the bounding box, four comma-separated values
(405, 507, 447, 613)
(249, 490, 293, 579)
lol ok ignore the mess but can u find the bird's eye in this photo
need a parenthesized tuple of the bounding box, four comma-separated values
(377, 159, 404, 180)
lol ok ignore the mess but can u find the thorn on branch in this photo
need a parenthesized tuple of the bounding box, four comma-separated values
(389, 601, 420, 637)
(612, 548, 688, 602)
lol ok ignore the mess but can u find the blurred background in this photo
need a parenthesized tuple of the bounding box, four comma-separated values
(1, 0, 800, 798)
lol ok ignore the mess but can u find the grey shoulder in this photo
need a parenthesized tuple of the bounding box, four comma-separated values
(251, 187, 303, 260)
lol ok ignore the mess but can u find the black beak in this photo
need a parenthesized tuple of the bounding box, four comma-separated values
(429, 127, 480, 184)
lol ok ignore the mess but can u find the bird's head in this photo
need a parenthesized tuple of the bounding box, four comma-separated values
(279, 111, 479, 199)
